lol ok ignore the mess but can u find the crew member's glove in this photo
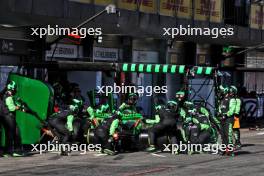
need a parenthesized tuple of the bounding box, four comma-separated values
(108, 136, 114, 143)
(42, 121, 49, 128)
(142, 118, 147, 123)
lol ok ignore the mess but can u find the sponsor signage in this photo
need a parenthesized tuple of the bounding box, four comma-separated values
(69, 0, 91, 3)
(93, 47, 119, 61)
(250, 4, 264, 29)
(159, 0, 192, 19)
(94, 0, 113, 6)
(139, 0, 157, 14)
(46, 44, 81, 59)
(194, 0, 222, 22)
(117, 0, 138, 11)
(133, 50, 159, 63)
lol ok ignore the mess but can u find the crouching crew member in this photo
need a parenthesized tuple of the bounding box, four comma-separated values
(48, 99, 81, 155)
(94, 93, 140, 155)
(145, 101, 179, 154)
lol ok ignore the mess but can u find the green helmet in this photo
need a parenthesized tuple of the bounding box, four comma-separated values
(70, 98, 82, 112)
(175, 91, 185, 102)
(72, 98, 83, 107)
(183, 101, 194, 109)
(127, 93, 138, 105)
(128, 93, 138, 98)
(167, 100, 178, 111)
(229, 85, 237, 94)
(7, 81, 16, 91)
(155, 105, 163, 111)
(69, 104, 78, 112)
(219, 85, 229, 94)
(223, 46, 233, 53)
(176, 91, 185, 97)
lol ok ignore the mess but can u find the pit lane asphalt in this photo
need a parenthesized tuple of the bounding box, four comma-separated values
(0, 129, 264, 176)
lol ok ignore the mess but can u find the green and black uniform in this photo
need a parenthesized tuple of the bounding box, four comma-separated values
(96, 93, 141, 154)
(93, 115, 120, 154)
(183, 109, 210, 144)
(146, 101, 179, 151)
(86, 103, 112, 128)
(48, 110, 77, 144)
(0, 89, 21, 156)
(94, 103, 141, 154)
(175, 91, 188, 142)
(198, 106, 218, 143)
(48, 100, 81, 154)
(218, 95, 236, 148)
(108, 102, 142, 138)
(233, 96, 242, 147)
(178, 106, 188, 142)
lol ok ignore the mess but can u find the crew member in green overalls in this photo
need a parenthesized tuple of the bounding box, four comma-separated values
(175, 91, 188, 143)
(230, 86, 242, 149)
(196, 102, 218, 144)
(145, 100, 180, 153)
(48, 99, 81, 155)
(0, 81, 23, 157)
(104, 93, 142, 155)
(87, 102, 113, 128)
(218, 86, 236, 155)
(111, 93, 142, 135)
(182, 101, 215, 154)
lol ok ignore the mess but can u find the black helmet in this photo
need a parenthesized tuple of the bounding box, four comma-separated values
(53, 82, 63, 93)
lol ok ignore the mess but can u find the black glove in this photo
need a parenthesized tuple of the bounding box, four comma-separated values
(221, 115, 227, 121)
(142, 118, 147, 123)
(42, 121, 49, 128)
(69, 131, 74, 137)
(188, 122, 194, 126)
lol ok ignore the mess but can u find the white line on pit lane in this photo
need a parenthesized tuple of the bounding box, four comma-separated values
(257, 132, 264, 135)
(94, 153, 108, 157)
(151, 153, 166, 157)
